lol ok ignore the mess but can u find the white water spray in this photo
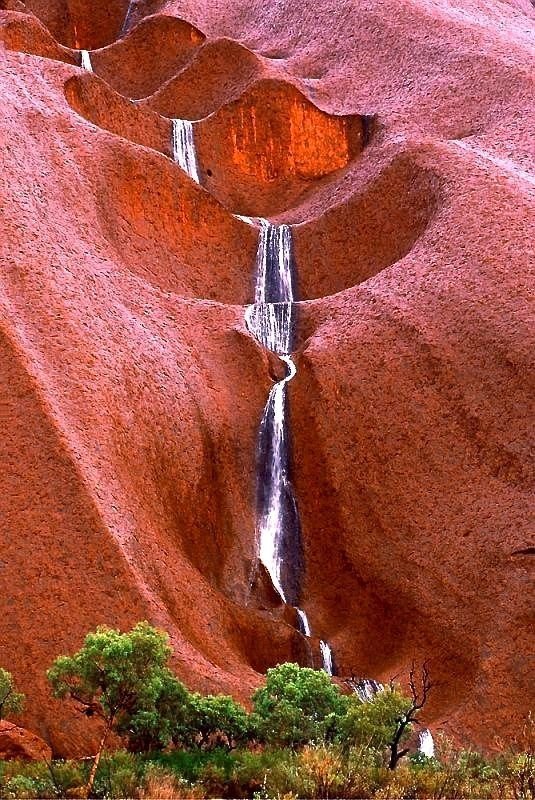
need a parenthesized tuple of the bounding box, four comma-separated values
(80, 50, 93, 71)
(347, 678, 384, 702)
(320, 640, 334, 675)
(296, 608, 311, 636)
(246, 219, 337, 672)
(246, 221, 299, 604)
(419, 728, 435, 757)
(171, 119, 200, 184)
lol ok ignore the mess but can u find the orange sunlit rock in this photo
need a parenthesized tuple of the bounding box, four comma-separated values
(91, 15, 205, 99)
(0, 10, 77, 63)
(196, 80, 365, 216)
(140, 38, 262, 120)
(14, 0, 130, 49)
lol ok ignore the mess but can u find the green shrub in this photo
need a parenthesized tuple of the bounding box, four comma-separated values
(252, 663, 346, 747)
(186, 694, 251, 750)
(48, 622, 193, 792)
(146, 747, 236, 782)
(2, 772, 55, 799)
(0, 668, 25, 720)
(126, 672, 193, 752)
(47, 622, 185, 747)
(46, 759, 87, 796)
(93, 751, 144, 798)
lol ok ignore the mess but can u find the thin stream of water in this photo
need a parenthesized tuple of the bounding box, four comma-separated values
(245, 218, 334, 674)
(80, 50, 93, 71)
(171, 119, 200, 184)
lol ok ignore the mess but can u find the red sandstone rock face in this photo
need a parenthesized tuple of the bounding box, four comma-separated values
(0, 0, 533, 756)
(0, 721, 52, 761)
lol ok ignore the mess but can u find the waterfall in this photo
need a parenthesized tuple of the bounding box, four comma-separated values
(245, 303, 293, 356)
(171, 119, 200, 184)
(255, 355, 300, 603)
(253, 221, 294, 305)
(296, 608, 311, 636)
(320, 640, 334, 675)
(79, 50, 93, 72)
(246, 219, 336, 671)
(120, 1, 133, 36)
(347, 678, 384, 701)
(418, 728, 435, 757)
(246, 221, 301, 606)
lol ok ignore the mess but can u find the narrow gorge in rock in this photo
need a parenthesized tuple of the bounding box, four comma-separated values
(0, 0, 533, 775)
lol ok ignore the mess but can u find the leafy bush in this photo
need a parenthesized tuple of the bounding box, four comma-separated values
(186, 693, 251, 750)
(126, 671, 193, 752)
(93, 751, 144, 798)
(47, 622, 179, 738)
(0, 668, 25, 720)
(46, 759, 88, 796)
(0, 760, 61, 799)
(2, 774, 43, 799)
(252, 663, 346, 747)
(0, 743, 533, 799)
(146, 747, 235, 783)
(47, 622, 193, 792)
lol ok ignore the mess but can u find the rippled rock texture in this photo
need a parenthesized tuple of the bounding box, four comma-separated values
(0, 0, 533, 755)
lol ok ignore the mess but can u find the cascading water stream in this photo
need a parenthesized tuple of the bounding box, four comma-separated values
(418, 729, 435, 757)
(347, 677, 384, 701)
(296, 608, 311, 636)
(245, 221, 300, 606)
(320, 641, 334, 676)
(79, 50, 93, 72)
(245, 219, 335, 674)
(120, 1, 133, 36)
(171, 119, 200, 184)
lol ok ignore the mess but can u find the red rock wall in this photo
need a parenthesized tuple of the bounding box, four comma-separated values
(0, 0, 533, 755)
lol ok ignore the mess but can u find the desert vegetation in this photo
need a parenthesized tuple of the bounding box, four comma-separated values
(0, 622, 532, 799)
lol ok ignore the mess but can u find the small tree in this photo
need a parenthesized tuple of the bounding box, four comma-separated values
(387, 662, 432, 769)
(47, 622, 182, 795)
(0, 668, 25, 720)
(339, 662, 432, 769)
(252, 662, 346, 748)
